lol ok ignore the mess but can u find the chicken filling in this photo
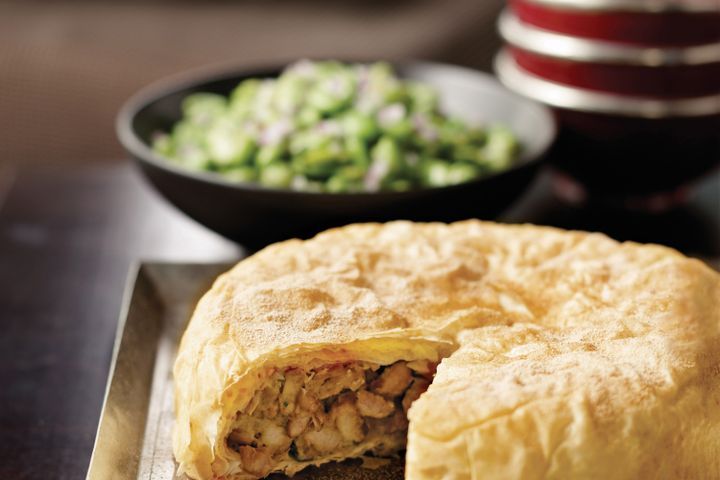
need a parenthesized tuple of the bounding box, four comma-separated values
(226, 359, 436, 476)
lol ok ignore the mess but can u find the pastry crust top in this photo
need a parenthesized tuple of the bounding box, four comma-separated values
(173, 221, 720, 479)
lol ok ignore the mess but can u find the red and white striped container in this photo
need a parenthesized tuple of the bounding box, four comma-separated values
(499, 10, 720, 98)
(496, 0, 720, 201)
(510, 0, 720, 46)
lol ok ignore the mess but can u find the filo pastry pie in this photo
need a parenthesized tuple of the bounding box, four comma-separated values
(173, 221, 720, 479)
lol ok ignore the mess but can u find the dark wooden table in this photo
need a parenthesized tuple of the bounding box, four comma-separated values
(0, 162, 718, 479)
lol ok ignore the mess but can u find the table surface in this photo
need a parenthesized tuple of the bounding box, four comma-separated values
(0, 162, 718, 480)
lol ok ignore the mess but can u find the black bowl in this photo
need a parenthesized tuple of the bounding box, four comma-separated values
(117, 60, 556, 248)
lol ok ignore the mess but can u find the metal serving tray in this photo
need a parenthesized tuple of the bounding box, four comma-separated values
(86, 262, 403, 480)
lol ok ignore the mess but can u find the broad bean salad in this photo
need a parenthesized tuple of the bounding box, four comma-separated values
(152, 60, 520, 193)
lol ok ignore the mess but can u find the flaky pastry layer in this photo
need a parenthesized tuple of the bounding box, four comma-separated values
(173, 221, 720, 479)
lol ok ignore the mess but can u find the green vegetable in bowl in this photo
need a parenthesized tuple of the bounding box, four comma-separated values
(152, 60, 520, 193)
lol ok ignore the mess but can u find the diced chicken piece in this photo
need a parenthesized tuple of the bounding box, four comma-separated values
(356, 390, 395, 418)
(296, 389, 326, 430)
(302, 426, 344, 454)
(402, 378, 430, 414)
(291, 434, 331, 462)
(371, 362, 413, 398)
(258, 386, 280, 418)
(406, 360, 436, 376)
(280, 369, 305, 415)
(366, 409, 408, 435)
(386, 409, 409, 433)
(228, 428, 255, 447)
(310, 364, 367, 399)
(287, 412, 311, 437)
(297, 388, 321, 413)
(258, 422, 291, 452)
(331, 399, 365, 443)
(289, 439, 312, 461)
(310, 411, 327, 430)
(238, 446, 273, 477)
(229, 416, 264, 446)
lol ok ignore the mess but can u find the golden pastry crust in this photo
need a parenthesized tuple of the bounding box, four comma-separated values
(173, 221, 720, 479)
